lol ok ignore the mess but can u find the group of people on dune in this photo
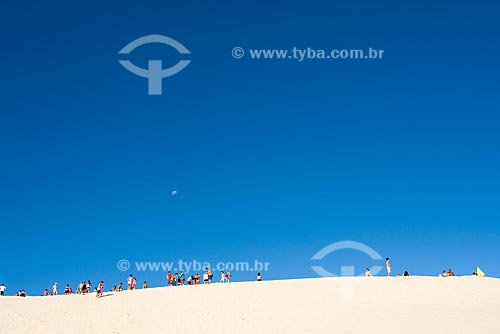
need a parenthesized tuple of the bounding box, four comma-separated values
(362, 258, 472, 278)
(163, 268, 235, 286)
(166, 268, 234, 285)
(4, 258, 485, 298)
(440, 269, 455, 277)
(42, 280, 106, 298)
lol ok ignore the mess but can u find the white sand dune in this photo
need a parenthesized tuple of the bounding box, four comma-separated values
(1, 276, 499, 334)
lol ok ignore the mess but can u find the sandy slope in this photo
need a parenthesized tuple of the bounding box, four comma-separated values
(1, 276, 499, 334)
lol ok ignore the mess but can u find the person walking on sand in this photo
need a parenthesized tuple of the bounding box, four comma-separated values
(226, 270, 232, 283)
(142, 281, 148, 289)
(52, 282, 58, 295)
(0, 283, 6, 296)
(96, 281, 104, 298)
(386, 258, 391, 277)
(257, 272, 262, 281)
(365, 268, 372, 277)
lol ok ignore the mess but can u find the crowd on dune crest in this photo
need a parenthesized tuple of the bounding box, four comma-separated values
(0, 258, 487, 298)
(2, 267, 267, 298)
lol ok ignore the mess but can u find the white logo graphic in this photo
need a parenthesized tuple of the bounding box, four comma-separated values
(117, 259, 131, 272)
(118, 34, 191, 95)
(311, 240, 384, 277)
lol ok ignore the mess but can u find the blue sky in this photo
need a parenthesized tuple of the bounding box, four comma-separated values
(0, 0, 499, 294)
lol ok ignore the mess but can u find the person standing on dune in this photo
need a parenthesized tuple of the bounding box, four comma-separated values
(81, 281, 87, 294)
(127, 274, 133, 290)
(195, 273, 201, 284)
(208, 269, 213, 283)
(220, 271, 225, 283)
(52, 282, 58, 295)
(167, 271, 172, 286)
(96, 281, 104, 298)
(386, 258, 391, 277)
(0, 283, 6, 296)
(203, 269, 209, 284)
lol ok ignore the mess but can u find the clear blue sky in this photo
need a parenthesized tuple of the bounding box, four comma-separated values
(1, 0, 499, 295)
